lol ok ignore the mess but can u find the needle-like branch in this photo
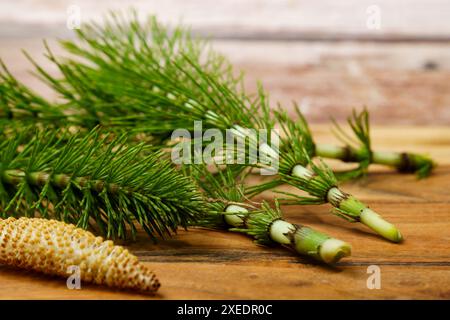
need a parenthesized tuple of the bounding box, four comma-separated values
(0, 128, 204, 240)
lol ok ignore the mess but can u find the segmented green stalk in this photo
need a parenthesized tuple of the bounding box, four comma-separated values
(0, 217, 160, 294)
(285, 164, 402, 242)
(232, 123, 403, 243)
(225, 202, 351, 264)
(189, 165, 351, 264)
(315, 145, 434, 178)
(315, 109, 434, 179)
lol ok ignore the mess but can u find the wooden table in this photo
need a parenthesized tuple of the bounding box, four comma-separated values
(1, 125, 449, 299)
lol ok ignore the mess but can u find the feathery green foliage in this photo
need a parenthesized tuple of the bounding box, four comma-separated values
(230, 200, 283, 245)
(0, 13, 426, 243)
(185, 163, 251, 227)
(275, 159, 338, 206)
(23, 13, 401, 242)
(18, 13, 273, 149)
(0, 12, 433, 178)
(330, 109, 372, 180)
(29, 12, 267, 135)
(0, 60, 69, 132)
(0, 128, 204, 240)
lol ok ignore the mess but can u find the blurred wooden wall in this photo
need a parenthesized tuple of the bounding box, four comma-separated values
(1, 0, 449, 125)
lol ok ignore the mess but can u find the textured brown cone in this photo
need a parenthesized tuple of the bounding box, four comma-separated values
(0, 217, 160, 294)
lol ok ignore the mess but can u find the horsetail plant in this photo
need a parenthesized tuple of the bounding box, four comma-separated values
(1, 12, 433, 179)
(187, 164, 351, 264)
(231, 119, 403, 243)
(0, 217, 160, 294)
(16, 13, 405, 242)
(0, 128, 204, 240)
(283, 106, 435, 179)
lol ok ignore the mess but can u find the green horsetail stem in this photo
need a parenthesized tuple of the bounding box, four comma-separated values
(315, 144, 435, 178)
(3, 170, 123, 194)
(225, 205, 352, 264)
(292, 165, 403, 243)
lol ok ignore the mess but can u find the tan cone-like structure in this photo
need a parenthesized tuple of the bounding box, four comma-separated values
(0, 217, 160, 294)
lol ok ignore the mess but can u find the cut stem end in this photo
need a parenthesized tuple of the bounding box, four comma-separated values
(360, 208, 403, 243)
(319, 238, 352, 264)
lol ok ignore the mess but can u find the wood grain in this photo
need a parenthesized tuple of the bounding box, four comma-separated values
(0, 125, 449, 300)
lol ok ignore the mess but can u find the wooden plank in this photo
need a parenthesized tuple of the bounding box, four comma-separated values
(1, 263, 449, 300)
(1, 0, 450, 39)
